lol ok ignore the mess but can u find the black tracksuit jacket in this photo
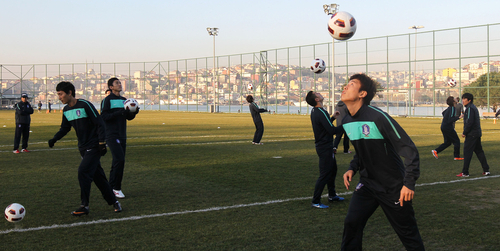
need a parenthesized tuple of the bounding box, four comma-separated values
(100, 93, 136, 140)
(343, 104, 420, 193)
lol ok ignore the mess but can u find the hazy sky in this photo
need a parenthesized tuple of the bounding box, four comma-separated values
(0, 0, 498, 64)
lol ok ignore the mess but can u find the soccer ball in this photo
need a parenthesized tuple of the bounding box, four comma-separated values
(448, 78, 457, 87)
(310, 58, 326, 74)
(247, 83, 254, 91)
(5, 203, 25, 222)
(328, 11, 357, 40)
(124, 98, 139, 113)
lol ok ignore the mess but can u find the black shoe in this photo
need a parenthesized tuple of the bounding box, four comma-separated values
(328, 196, 345, 202)
(71, 206, 89, 216)
(114, 201, 122, 212)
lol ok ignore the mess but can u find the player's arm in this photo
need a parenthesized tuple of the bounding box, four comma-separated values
(25, 102, 34, 114)
(343, 154, 359, 190)
(49, 115, 71, 147)
(318, 110, 340, 136)
(379, 115, 419, 206)
(462, 107, 474, 136)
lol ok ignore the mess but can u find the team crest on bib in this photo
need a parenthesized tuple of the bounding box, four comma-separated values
(76, 110, 81, 117)
(362, 124, 370, 137)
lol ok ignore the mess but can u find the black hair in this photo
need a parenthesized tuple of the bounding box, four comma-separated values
(306, 91, 317, 107)
(108, 77, 119, 88)
(446, 96, 455, 106)
(246, 95, 254, 103)
(349, 73, 377, 105)
(56, 81, 75, 97)
(462, 93, 473, 103)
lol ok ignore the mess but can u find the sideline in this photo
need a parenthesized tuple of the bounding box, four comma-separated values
(1, 175, 498, 235)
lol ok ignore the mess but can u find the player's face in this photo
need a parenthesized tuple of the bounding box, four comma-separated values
(341, 79, 365, 103)
(462, 98, 470, 106)
(57, 91, 71, 104)
(110, 80, 122, 93)
(315, 92, 324, 103)
(21, 97, 27, 102)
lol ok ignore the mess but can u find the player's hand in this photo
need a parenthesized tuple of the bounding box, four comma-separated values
(99, 143, 107, 156)
(462, 134, 465, 138)
(135, 107, 140, 114)
(459, 114, 464, 119)
(398, 185, 414, 207)
(343, 170, 354, 190)
(48, 139, 56, 148)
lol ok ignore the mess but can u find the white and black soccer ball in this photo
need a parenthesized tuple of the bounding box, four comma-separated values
(247, 83, 254, 91)
(310, 58, 326, 74)
(328, 11, 357, 41)
(124, 98, 139, 113)
(4, 203, 25, 222)
(447, 78, 457, 87)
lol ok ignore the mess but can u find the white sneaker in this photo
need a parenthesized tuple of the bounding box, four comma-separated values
(113, 190, 125, 199)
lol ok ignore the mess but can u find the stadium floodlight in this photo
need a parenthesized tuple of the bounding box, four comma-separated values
(324, 3, 338, 110)
(207, 27, 219, 112)
(323, 4, 338, 15)
(408, 25, 424, 116)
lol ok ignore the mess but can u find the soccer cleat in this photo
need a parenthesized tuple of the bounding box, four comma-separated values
(328, 196, 345, 202)
(344, 151, 352, 154)
(456, 173, 469, 177)
(431, 150, 438, 159)
(113, 201, 122, 212)
(311, 203, 329, 209)
(454, 157, 464, 161)
(113, 189, 125, 199)
(13, 150, 20, 154)
(483, 172, 491, 176)
(71, 206, 89, 216)
(21, 149, 30, 153)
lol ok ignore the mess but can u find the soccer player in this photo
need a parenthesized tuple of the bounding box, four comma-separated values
(306, 91, 344, 209)
(457, 93, 490, 177)
(13, 93, 34, 153)
(431, 96, 463, 160)
(37, 100, 42, 113)
(246, 95, 268, 145)
(48, 81, 122, 216)
(340, 74, 424, 250)
(100, 78, 139, 199)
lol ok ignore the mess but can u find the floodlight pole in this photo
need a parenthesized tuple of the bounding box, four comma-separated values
(207, 27, 219, 112)
(324, 4, 338, 111)
(409, 25, 424, 116)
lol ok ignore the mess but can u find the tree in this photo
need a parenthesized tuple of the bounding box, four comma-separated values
(463, 72, 500, 110)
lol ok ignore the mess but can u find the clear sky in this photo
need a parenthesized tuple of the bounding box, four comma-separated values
(0, 0, 498, 64)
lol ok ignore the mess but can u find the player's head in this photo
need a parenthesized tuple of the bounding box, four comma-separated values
(306, 91, 324, 107)
(462, 93, 473, 105)
(455, 97, 460, 102)
(107, 77, 119, 88)
(246, 95, 254, 103)
(107, 77, 122, 93)
(342, 73, 377, 105)
(56, 81, 75, 97)
(56, 81, 75, 104)
(446, 96, 455, 106)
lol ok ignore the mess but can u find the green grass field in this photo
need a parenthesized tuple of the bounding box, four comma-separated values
(1, 109, 500, 250)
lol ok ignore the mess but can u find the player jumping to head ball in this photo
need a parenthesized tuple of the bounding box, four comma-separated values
(48, 81, 122, 216)
(340, 74, 424, 250)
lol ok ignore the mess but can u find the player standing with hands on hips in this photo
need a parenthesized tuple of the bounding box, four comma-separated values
(13, 93, 34, 153)
(340, 74, 424, 250)
(247, 95, 268, 145)
(101, 77, 139, 199)
(306, 91, 344, 209)
(48, 81, 122, 216)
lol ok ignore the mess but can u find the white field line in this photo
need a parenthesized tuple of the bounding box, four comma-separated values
(0, 137, 311, 153)
(1, 175, 498, 235)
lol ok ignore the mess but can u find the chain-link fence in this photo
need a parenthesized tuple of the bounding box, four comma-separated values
(2, 23, 500, 116)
